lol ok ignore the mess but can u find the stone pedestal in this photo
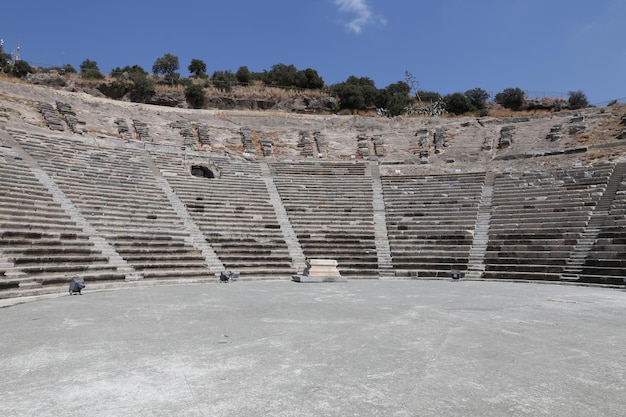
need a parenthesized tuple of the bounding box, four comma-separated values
(292, 259, 346, 283)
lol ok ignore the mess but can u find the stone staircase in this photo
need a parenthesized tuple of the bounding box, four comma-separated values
(465, 171, 495, 279)
(140, 148, 224, 275)
(150, 152, 295, 279)
(259, 162, 306, 274)
(1, 129, 132, 296)
(9, 129, 213, 282)
(368, 162, 394, 278)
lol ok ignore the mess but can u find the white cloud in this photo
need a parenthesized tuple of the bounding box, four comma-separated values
(334, 0, 384, 34)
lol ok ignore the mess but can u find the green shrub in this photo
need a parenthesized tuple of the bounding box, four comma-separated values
(568, 90, 589, 110)
(185, 84, 205, 108)
(211, 70, 238, 92)
(98, 80, 130, 100)
(416, 90, 442, 103)
(80, 59, 104, 79)
(331, 76, 378, 111)
(465, 88, 490, 109)
(11, 60, 33, 78)
(376, 81, 412, 116)
(236, 66, 251, 84)
(495, 87, 525, 110)
(295, 68, 324, 89)
(129, 72, 155, 103)
(443, 92, 474, 115)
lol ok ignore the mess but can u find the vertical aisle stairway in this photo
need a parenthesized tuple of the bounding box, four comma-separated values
(465, 171, 495, 279)
(369, 162, 395, 278)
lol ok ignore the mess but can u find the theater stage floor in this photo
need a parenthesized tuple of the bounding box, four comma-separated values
(1, 280, 624, 416)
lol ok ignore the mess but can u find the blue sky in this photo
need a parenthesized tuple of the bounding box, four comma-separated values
(1, 0, 624, 104)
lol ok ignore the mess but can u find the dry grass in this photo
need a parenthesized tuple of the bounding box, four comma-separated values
(0, 73, 29, 84)
(152, 81, 332, 100)
(155, 84, 186, 93)
(487, 108, 555, 118)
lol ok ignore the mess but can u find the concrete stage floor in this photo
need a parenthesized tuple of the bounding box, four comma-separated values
(0, 280, 624, 416)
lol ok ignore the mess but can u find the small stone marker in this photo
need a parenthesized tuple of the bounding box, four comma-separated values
(292, 259, 346, 283)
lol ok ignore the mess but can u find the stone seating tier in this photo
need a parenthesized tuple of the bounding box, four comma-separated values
(482, 270, 562, 281)
(4, 125, 626, 293)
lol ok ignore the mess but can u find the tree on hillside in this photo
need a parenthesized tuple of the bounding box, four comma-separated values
(495, 87, 525, 111)
(211, 70, 238, 92)
(11, 60, 33, 78)
(264, 63, 298, 87)
(331, 76, 379, 111)
(188, 58, 207, 78)
(568, 90, 589, 110)
(80, 59, 104, 79)
(376, 81, 412, 116)
(111, 64, 147, 79)
(101, 65, 149, 100)
(185, 83, 205, 108)
(236, 66, 252, 84)
(129, 72, 155, 103)
(295, 68, 324, 89)
(465, 88, 490, 110)
(152, 53, 180, 85)
(443, 92, 474, 115)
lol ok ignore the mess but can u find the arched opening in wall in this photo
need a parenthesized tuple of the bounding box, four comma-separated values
(190, 165, 215, 179)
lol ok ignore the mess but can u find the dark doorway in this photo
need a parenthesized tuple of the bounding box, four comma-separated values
(190, 165, 215, 179)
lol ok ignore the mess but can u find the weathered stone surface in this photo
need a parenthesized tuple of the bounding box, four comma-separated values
(240, 127, 255, 154)
(38, 101, 65, 131)
(434, 128, 446, 154)
(570, 113, 584, 123)
(260, 137, 274, 157)
(197, 124, 211, 146)
(26, 73, 67, 87)
(0, 106, 10, 121)
(569, 124, 587, 135)
(546, 125, 563, 141)
(482, 137, 493, 150)
(133, 119, 150, 139)
(498, 125, 515, 148)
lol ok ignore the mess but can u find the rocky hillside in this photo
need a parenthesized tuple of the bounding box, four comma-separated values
(1, 78, 625, 176)
(24, 72, 337, 114)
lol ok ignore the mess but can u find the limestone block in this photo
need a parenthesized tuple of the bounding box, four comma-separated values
(304, 259, 341, 277)
(292, 259, 346, 282)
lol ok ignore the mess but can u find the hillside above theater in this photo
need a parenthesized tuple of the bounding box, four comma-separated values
(1, 79, 625, 176)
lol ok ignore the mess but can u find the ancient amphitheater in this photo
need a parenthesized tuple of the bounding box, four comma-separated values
(1, 80, 626, 416)
(1, 81, 625, 294)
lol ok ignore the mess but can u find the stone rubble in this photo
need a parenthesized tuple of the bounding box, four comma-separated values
(434, 128, 446, 154)
(240, 127, 255, 154)
(498, 125, 516, 149)
(133, 120, 150, 140)
(297, 131, 315, 157)
(114, 118, 134, 140)
(546, 125, 563, 141)
(56, 101, 86, 134)
(259, 137, 274, 157)
(197, 123, 211, 146)
(38, 101, 65, 131)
